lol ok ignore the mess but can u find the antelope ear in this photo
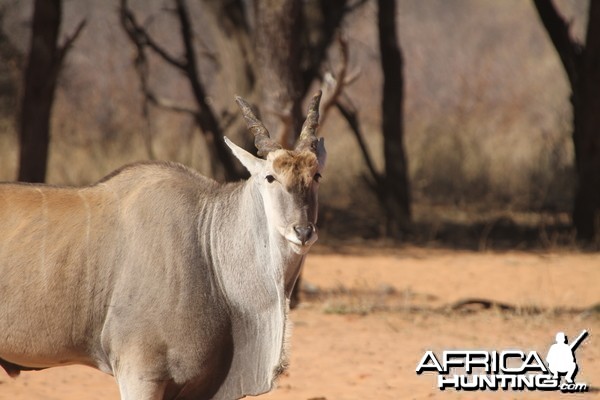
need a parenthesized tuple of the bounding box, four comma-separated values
(316, 138, 327, 169)
(224, 137, 265, 175)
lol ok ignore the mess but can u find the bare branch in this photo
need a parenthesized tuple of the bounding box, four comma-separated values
(57, 18, 86, 65)
(320, 34, 348, 124)
(172, 0, 239, 180)
(49, 18, 86, 86)
(335, 95, 382, 187)
(159, 3, 218, 64)
(120, 0, 187, 71)
(174, 0, 197, 77)
(119, 0, 240, 180)
(319, 34, 361, 129)
(146, 92, 197, 116)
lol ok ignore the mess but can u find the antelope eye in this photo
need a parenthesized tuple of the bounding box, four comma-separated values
(314, 173, 322, 183)
(265, 175, 276, 183)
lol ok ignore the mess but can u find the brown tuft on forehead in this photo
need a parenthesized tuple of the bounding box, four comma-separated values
(270, 150, 319, 189)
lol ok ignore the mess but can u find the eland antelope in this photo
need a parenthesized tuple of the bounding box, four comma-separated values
(0, 92, 326, 399)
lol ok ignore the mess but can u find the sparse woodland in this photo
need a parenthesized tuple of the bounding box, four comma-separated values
(1, 0, 599, 247)
(1, 3, 599, 398)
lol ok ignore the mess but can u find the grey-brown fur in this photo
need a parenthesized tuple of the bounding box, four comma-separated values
(0, 93, 326, 399)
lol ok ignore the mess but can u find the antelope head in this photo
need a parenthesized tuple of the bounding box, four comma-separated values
(225, 91, 326, 255)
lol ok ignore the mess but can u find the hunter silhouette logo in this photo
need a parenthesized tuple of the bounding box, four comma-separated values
(416, 330, 589, 392)
(546, 330, 588, 384)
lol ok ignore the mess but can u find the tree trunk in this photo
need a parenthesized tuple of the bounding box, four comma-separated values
(572, 1, 600, 240)
(18, 0, 62, 183)
(533, 0, 600, 241)
(377, 0, 411, 236)
(254, 0, 303, 148)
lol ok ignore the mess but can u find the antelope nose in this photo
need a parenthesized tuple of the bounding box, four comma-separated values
(294, 224, 314, 245)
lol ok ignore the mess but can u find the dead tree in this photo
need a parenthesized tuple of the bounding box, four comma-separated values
(18, 0, 84, 183)
(533, 0, 600, 242)
(120, 0, 240, 181)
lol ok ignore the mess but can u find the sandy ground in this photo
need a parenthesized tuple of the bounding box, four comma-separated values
(1, 247, 599, 399)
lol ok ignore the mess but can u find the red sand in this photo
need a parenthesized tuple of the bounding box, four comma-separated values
(1, 248, 598, 399)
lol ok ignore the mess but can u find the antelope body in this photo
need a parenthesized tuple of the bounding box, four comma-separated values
(0, 93, 326, 399)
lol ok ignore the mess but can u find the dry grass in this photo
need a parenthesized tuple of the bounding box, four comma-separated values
(308, 284, 600, 318)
